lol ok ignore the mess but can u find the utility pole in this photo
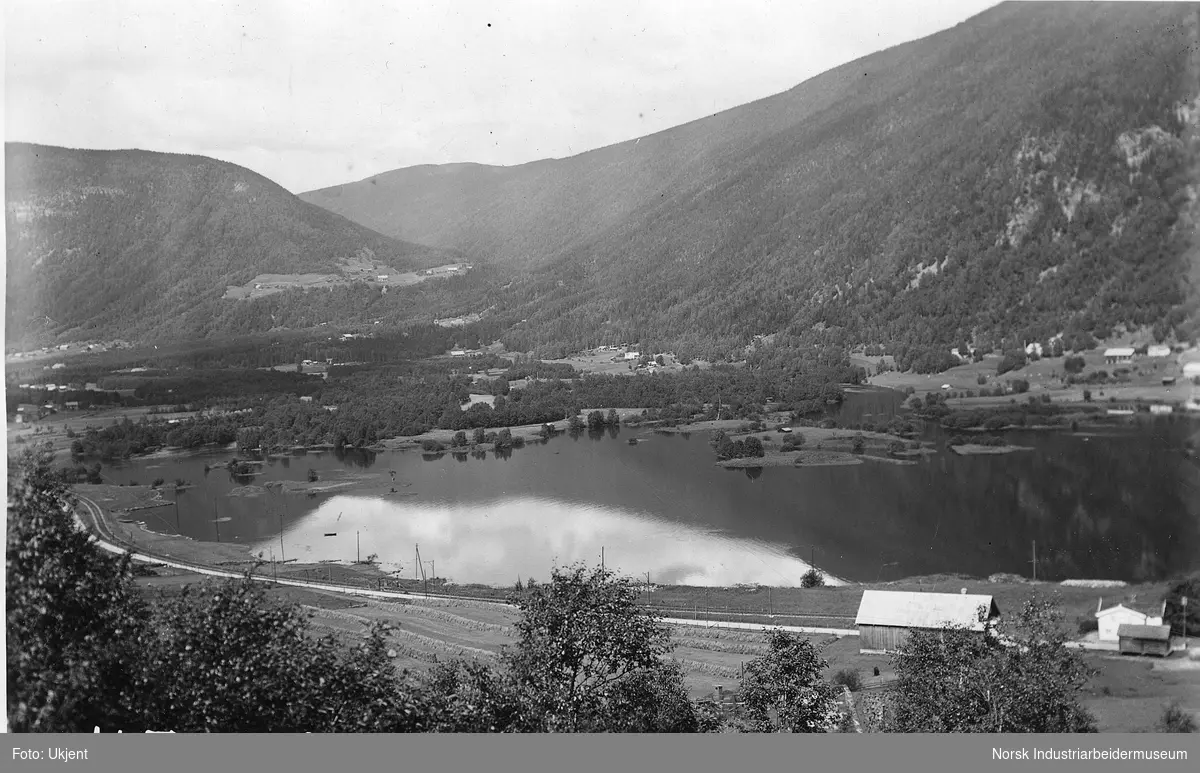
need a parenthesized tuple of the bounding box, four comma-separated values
(357, 530, 360, 564)
(213, 501, 220, 543)
(768, 586, 772, 616)
(646, 572, 651, 607)
(1031, 540, 1037, 581)
(279, 510, 285, 562)
(601, 546, 604, 571)
(1183, 597, 1189, 651)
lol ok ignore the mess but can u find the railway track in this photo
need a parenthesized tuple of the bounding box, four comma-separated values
(71, 493, 859, 636)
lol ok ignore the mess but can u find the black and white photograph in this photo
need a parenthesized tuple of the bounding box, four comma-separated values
(4, 0, 1200, 742)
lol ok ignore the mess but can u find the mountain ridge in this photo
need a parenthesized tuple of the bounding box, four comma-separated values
(5, 142, 460, 345)
(302, 1, 1200, 361)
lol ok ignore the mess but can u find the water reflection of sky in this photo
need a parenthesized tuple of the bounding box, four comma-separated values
(251, 495, 840, 588)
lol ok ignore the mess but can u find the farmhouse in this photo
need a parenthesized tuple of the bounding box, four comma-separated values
(450, 350, 467, 357)
(1103, 347, 1134, 364)
(624, 352, 640, 361)
(1147, 344, 1172, 358)
(1094, 600, 1164, 642)
(1117, 624, 1172, 657)
(299, 396, 313, 403)
(854, 590, 1000, 654)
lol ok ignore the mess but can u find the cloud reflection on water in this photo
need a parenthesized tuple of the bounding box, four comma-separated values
(254, 494, 839, 587)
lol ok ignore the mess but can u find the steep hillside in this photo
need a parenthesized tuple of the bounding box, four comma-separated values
(304, 2, 1200, 362)
(4, 144, 459, 345)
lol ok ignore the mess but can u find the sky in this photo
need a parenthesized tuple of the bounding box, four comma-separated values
(5, 0, 1000, 193)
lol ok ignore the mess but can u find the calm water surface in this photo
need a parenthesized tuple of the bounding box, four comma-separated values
(104, 391, 1200, 586)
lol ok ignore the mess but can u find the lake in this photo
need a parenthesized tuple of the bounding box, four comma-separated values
(102, 391, 1200, 586)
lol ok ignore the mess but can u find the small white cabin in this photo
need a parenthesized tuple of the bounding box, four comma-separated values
(1095, 601, 1164, 642)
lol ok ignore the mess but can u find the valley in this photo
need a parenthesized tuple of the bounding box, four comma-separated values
(7, 0, 1200, 739)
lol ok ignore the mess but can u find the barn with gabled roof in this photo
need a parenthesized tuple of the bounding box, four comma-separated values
(854, 590, 1000, 653)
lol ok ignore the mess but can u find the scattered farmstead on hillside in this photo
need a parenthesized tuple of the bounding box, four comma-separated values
(854, 590, 1000, 654)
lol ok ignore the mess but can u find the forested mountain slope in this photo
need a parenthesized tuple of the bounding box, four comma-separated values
(4, 144, 458, 345)
(305, 2, 1200, 362)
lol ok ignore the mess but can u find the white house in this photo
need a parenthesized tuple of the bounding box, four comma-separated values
(624, 352, 640, 361)
(1103, 347, 1135, 364)
(1024, 342, 1043, 357)
(1147, 345, 1172, 358)
(1094, 600, 1164, 642)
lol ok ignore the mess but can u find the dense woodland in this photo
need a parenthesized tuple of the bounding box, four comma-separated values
(303, 3, 1200, 365)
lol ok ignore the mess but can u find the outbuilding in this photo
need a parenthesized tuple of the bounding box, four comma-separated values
(1117, 624, 1171, 657)
(854, 590, 1000, 654)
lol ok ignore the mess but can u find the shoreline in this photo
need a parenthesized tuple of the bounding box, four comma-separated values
(948, 443, 1035, 455)
(77, 483, 1174, 599)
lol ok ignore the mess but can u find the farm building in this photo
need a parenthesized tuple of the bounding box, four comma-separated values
(1103, 347, 1134, 364)
(1147, 345, 1172, 358)
(1117, 624, 1172, 657)
(299, 396, 313, 403)
(854, 590, 1000, 654)
(1094, 601, 1164, 642)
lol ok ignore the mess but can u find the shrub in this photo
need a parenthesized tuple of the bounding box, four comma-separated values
(151, 477, 165, 488)
(306, 468, 319, 482)
(1077, 618, 1099, 635)
(1157, 702, 1197, 733)
(833, 668, 862, 692)
(976, 374, 988, 385)
(420, 439, 444, 453)
(851, 436, 865, 454)
(800, 568, 825, 588)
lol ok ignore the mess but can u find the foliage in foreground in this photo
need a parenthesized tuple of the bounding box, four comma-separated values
(888, 598, 1098, 733)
